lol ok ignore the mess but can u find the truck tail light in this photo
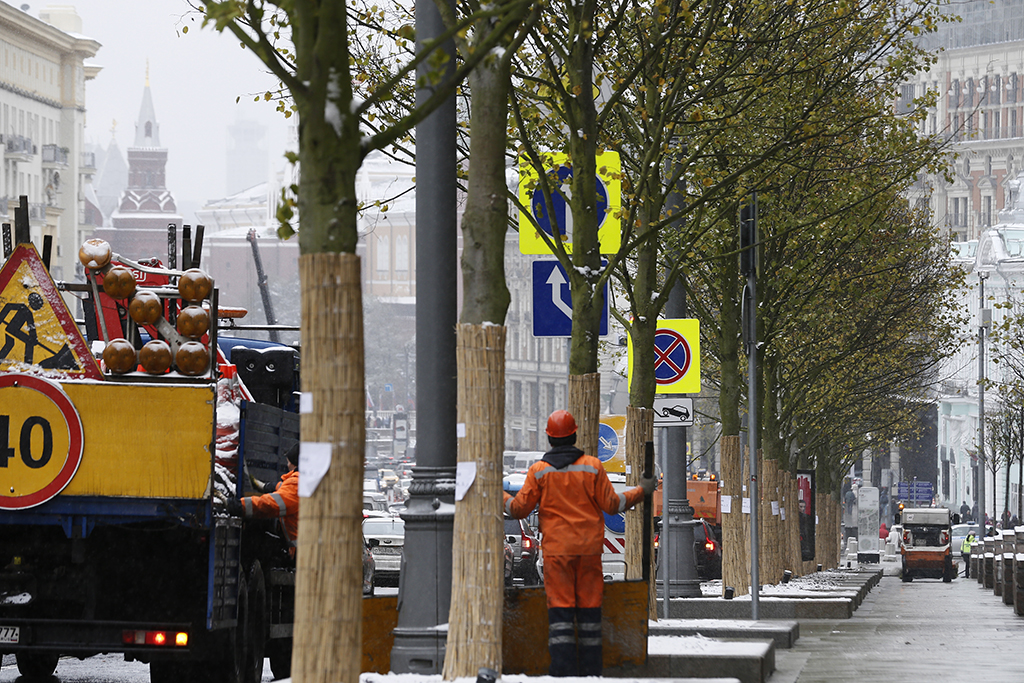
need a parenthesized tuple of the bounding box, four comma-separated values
(705, 540, 716, 553)
(940, 530, 949, 545)
(522, 536, 532, 550)
(122, 630, 189, 647)
(903, 530, 912, 544)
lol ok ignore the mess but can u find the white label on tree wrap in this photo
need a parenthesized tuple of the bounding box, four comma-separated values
(455, 462, 477, 501)
(298, 443, 332, 497)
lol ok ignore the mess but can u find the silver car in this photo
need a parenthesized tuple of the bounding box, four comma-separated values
(363, 517, 404, 586)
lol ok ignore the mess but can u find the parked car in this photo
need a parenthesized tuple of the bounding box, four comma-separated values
(363, 517, 405, 586)
(693, 518, 722, 580)
(363, 537, 377, 596)
(505, 516, 541, 584)
(654, 517, 722, 580)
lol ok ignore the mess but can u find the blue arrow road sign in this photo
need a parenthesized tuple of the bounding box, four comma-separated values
(532, 260, 608, 337)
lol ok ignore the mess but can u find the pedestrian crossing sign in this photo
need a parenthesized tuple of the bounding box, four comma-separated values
(0, 243, 103, 379)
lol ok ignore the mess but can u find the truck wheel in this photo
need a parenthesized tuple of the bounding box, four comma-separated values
(902, 571, 913, 582)
(246, 562, 268, 683)
(16, 652, 59, 680)
(267, 639, 292, 680)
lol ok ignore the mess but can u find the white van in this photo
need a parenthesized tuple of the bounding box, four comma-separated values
(503, 450, 545, 474)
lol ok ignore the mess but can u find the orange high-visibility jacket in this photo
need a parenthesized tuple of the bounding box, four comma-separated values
(243, 469, 299, 542)
(504, 450, 644, 556)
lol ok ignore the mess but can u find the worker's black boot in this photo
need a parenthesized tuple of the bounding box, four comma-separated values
(576, 606, 602, 676)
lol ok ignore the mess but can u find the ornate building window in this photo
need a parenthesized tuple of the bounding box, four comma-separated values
(395, 234, 409, 272)
(376, 234, 389, 273)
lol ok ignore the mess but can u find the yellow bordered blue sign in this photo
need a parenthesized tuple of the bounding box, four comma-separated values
(627, 318, 701, 394)
(518, 151, 622, 255)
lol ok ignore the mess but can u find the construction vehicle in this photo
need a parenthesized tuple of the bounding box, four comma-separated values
(0, 213, 298, 683)
(652, 474, 722, 530)
(896, 506, 960, 583)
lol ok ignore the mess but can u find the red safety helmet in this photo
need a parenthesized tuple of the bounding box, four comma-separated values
(546, 410, 578, 438)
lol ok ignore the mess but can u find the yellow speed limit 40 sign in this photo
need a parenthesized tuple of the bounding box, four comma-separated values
(0, 373, 83, 509)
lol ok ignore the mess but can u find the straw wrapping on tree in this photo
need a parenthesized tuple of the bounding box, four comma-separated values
(292, 253, 365, 683)
(569, 373, 601, 462)
(720, 435, 748, 596)
(624, 406, 655, 618)
(443, 324, 506, 679)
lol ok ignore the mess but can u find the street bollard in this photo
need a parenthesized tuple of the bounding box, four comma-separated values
(994, 532, 1004, 597)
(1003, 532, 1015, 606)
(972, 539, 981, 583)
(984, 536, 995, 590)
(1015, 528, 1024, 617)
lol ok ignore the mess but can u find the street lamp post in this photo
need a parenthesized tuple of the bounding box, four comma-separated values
(978, 271, 989, 533)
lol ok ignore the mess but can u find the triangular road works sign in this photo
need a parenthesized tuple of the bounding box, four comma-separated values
(0, 244, 102, 379)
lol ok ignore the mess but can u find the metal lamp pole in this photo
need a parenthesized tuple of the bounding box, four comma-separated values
(978, 271, 988, 533)
(740, 194, 759, 619)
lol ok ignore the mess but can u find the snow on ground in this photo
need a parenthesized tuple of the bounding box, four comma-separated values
(698, 569, 849, 599)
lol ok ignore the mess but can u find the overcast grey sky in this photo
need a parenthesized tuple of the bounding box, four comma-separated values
(71, 1, 291, 218)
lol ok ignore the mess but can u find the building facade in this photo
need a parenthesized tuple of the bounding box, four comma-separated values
(0, 5, 99, 283)
(905, 0, 1024, 243)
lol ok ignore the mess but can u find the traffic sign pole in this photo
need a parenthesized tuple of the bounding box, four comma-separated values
(741, 194, 759, 620)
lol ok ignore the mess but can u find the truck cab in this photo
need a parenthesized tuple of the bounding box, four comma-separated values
(897, 506, 960, 582)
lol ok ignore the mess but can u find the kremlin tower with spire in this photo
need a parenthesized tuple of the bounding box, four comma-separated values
(95, 66, 182, 258)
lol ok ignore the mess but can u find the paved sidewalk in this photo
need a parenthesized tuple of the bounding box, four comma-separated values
(770, 572, 1024, 682)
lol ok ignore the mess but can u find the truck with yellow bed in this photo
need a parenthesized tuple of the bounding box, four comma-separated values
(0, 223, 298, 683)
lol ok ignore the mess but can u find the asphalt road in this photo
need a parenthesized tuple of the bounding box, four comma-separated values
(772, 572, 1024, 682)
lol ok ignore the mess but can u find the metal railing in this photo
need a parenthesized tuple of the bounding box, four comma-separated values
(5, 135, 34, 155)
(41, 144, 68, 164)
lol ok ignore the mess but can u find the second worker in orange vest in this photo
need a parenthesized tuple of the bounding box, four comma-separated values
(504, 409, 655, 677)
(230, 443, 300, 555)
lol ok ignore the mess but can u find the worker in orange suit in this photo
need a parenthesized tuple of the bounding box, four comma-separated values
(229, 443, 299, 553)
(504, 410, 655, 677)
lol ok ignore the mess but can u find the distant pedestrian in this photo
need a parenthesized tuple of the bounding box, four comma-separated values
(960, 500, 970, 521)
(1011, 514, 1020, 529)
(879, 522, 888, 539)
(961, 531, 976, 578)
